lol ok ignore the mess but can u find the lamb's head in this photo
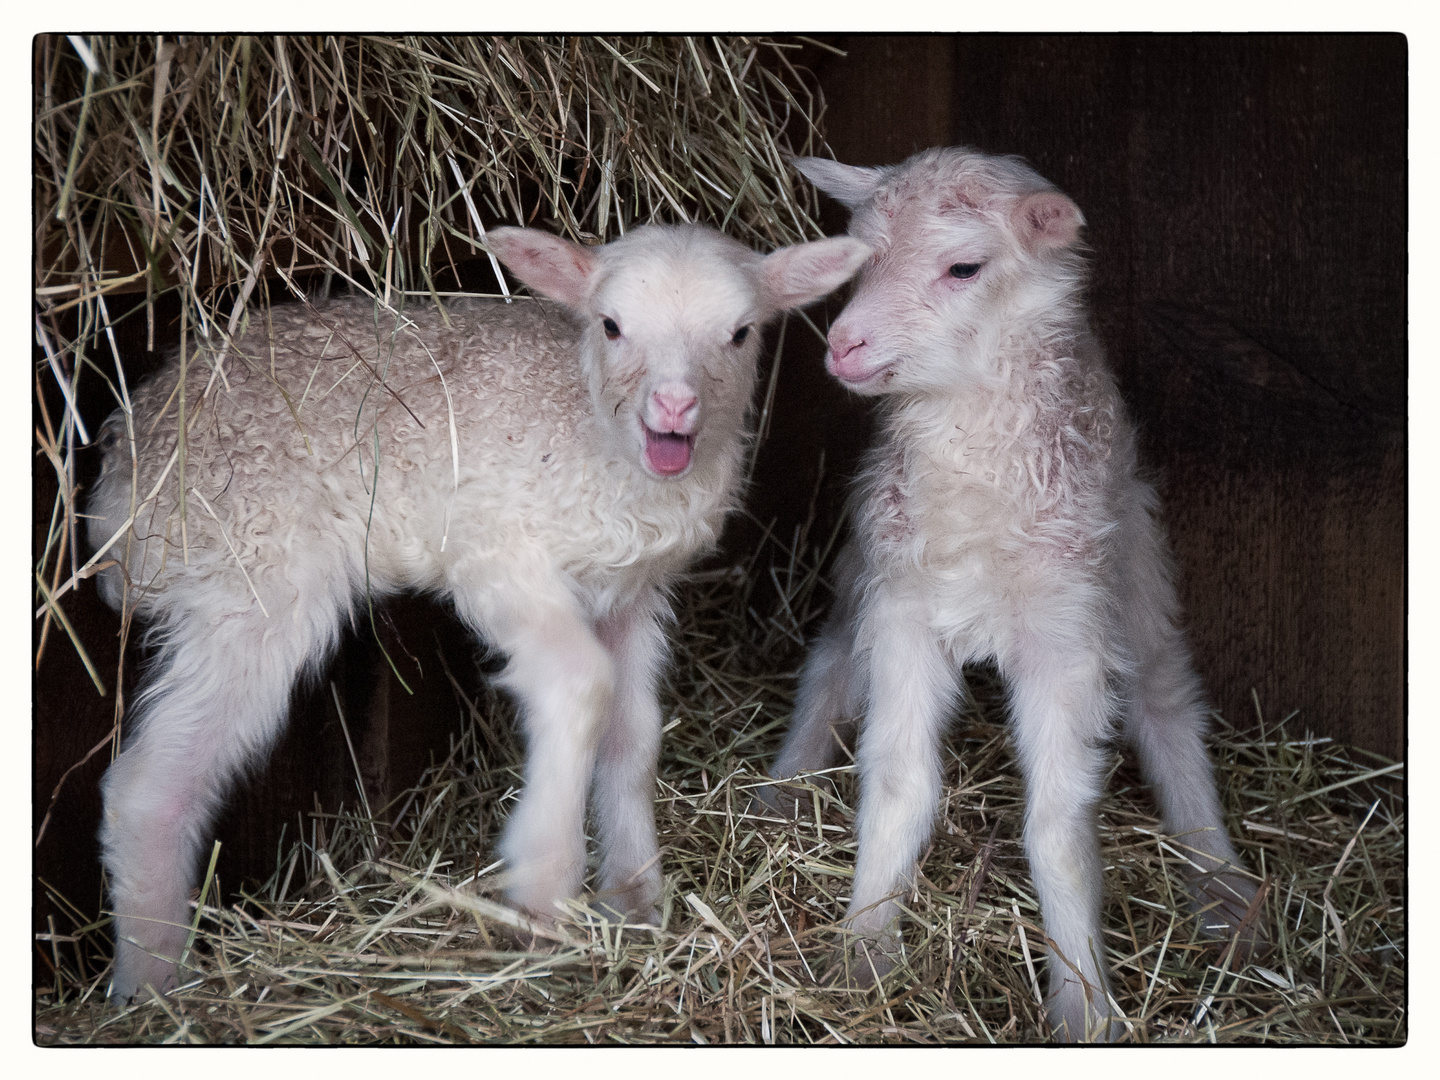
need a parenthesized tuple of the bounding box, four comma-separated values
(793, 147, 1088, 397)
(486, 224, 870, 479)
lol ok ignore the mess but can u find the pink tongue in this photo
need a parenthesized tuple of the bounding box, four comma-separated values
(646, 430, 693, 474)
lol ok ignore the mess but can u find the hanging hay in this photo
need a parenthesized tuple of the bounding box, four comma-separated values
(32, 33, 831, 689)
(34, 517, 1405, 1045)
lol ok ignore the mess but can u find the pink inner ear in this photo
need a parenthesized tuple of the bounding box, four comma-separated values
(1015, 190, 1084, 251)
(762, 237, 871, 311)
(486, 228, 597, 307)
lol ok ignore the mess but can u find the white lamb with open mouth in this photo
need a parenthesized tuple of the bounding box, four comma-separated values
(87, 221, 870, 1003)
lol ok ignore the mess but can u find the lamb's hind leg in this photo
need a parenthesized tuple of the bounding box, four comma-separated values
(1117, 500, 1263, 951)
(1126, 639, 1263, 946)
(1004, 642, 1121, 1042)
(757, 541, 867, 816)
(102, 600, 344, 1001)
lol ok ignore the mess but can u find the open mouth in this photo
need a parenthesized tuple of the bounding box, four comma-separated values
(644, 427, 695, 475)
(830, 362, 893, 391)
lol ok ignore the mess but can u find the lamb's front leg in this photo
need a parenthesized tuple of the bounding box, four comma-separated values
(1004, 642, 1121, 1042)
(476, 595, 616, 923)
(590, 593, 668, 924)
(843, 589, 958, 980)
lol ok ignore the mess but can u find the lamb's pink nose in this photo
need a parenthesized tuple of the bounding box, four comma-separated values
(828, 329, 866, 361)
(650, 387, 699, 434)
(827, 328, 871, 379)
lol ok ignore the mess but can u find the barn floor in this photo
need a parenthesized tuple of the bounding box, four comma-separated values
(34, 533, 1405, 1045)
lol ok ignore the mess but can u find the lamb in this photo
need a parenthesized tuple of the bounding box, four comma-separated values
(87, 222, 871, 1003)
(762, 148, 1263, 1041)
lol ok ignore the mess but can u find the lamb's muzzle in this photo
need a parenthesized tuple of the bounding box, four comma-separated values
(825, 327, 886, 388)
(643, 383, 701, 475)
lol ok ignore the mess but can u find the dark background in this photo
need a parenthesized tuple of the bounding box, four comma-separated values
(746, 33, 1405, 757)
(34, 34, 1406, 978)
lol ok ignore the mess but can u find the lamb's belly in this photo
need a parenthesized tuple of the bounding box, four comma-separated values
(912, 551, 1018, 664)
(872, 505, 1044, 664)
(909, 529, 1107, 668)
(349, 499, 444, 592)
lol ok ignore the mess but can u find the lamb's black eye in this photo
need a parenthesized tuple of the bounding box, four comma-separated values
(731, 325, 751, 347)
(949, 262, 983, 280)
(602, 317, 621, 340)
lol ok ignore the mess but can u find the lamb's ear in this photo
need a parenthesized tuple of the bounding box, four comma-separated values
(791, 157, 886, 209)
(761, 236, 872, 311)
(1011, 190, 1085, 254)
(484, 227, 597, 308)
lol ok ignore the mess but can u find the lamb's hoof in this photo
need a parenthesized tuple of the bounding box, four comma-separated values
(496, 918, 561, 953)
(1044, 974, 1125, 1042)
(109, 947, 182, 1005)
(1049, 1006, 1125, 1043)
(591, 898, 662, 934)
(492, 892, 570, 951)
(746, 781, 805, 820)
(1195, 872, 1270, 962)
(108, 979, 169, 1007)
(824, 933, 900, 990)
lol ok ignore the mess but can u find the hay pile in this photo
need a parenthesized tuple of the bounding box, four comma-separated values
(33, 33, 829, 682)
(34, 521, 1405, 1045)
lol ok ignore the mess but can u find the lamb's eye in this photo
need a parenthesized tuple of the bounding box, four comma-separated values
(731, 325, 751, 347)
(949, 263, 983, 280)
(602, 317, 621, 340)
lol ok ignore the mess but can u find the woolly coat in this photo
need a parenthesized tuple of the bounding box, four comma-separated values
(91, 297, 747, 632)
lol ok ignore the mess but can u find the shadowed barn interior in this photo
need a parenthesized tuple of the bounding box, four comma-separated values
(744, 34, 1404, 764)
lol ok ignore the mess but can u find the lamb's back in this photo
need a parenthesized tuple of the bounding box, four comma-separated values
(90, 297, 591, 609)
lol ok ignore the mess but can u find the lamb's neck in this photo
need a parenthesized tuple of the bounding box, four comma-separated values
(888, 323, 1069, 413)
(877, 319, 1098, 482)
